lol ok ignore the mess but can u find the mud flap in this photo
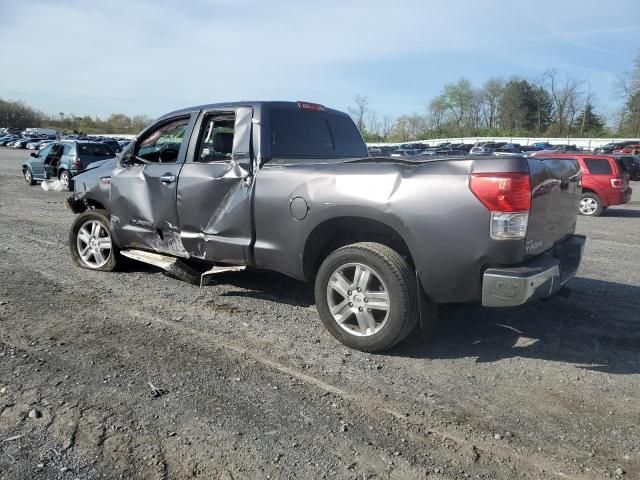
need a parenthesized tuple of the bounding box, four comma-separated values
(120, 249, 200, 285)
(416, 272, 439, 331)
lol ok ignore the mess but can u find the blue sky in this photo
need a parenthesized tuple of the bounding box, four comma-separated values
(0, 0, 638, 122)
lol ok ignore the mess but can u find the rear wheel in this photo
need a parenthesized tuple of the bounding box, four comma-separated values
(69, 209, 119, 271)
(59, 170, 72, 191)
(314, 242, 419, 352)
(578, 192, 603, 216)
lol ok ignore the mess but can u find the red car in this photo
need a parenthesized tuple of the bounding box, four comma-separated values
(530, 152, 632, 216)
(613, 144, 640, 155)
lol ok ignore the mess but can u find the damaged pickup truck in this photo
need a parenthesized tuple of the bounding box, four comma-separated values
(65, 101, 585, 352)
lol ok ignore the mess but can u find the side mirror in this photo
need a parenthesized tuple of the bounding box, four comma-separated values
(30, 152, 37, 158)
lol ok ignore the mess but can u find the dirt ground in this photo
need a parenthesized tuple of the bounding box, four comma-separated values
(0, 148, 638, 480)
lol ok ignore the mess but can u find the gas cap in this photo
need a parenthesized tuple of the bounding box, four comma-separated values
(290, 196, 309, 221)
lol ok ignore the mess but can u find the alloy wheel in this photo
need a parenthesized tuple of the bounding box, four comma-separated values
(326, 262, 390, 337)
(579, 197, 598, 215)
(76, 220, 112, 268)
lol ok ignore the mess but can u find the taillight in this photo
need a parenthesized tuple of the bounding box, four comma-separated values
(73, 156, 82, 168)
(469, 173, 531, 212)
(469, 173, 531, 240)
(610, 178, 622, 188)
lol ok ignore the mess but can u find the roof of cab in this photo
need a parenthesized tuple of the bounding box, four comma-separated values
(157, 101, 349, 121)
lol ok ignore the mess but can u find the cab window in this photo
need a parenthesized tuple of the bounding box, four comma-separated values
(135, 118, 190, 163)
(195, 113, 235, 162)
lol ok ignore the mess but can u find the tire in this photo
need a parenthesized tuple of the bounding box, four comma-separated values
(23, 168, 35, 185)
(69, 209, 119, 272)
(59, 170, 72, 191)
(314, 242, 419, 352)
(578, 192, 604, 217)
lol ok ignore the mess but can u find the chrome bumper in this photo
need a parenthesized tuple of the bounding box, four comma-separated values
(482, 235, 586, 307)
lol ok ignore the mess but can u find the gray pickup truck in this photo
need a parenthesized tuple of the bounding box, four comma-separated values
(65, 101, 585, 352)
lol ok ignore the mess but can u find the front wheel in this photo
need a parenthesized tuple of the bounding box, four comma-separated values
(23, 168, 36, 185)
(314, 242, 419, 352)
(578, 192, 603, 216)
(69, 209, 119, 271)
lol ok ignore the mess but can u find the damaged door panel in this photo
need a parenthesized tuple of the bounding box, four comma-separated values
(109, 113, 197, 256)
(176, 107, 253, 263)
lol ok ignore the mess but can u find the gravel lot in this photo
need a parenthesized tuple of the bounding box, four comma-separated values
(0, 147, 638, 480)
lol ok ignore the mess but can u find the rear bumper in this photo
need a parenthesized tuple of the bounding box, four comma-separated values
(482, 235, 585, 307)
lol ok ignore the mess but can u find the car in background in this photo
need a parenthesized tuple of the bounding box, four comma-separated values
(367, 147, 382, 156)
(12, 137, 39, 149)
(99, 138, 122, 153)
(493, 146, 524, 156)
(530, 151, 632, 216)
(420, 148, 468, 156)
(594, 141, 639, 154)
(612, 144, 640, 155)
(390, 149, 419, 158)
(0, 135, 19, 145)
(531, 142, 553, 150)
(22, 141, 117, 190)
(615, 155, 640, 181)
(470, 142, 505, 155)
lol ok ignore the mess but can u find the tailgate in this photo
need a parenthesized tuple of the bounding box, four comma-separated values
(525, 157, 581, 258)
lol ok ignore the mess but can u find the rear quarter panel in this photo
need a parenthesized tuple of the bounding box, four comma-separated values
(253, 157, 529, 303)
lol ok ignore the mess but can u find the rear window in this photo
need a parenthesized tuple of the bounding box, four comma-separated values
(270, 109, 367, 159)
(78, 143, 114, 156)
(583, 158, 612, 175)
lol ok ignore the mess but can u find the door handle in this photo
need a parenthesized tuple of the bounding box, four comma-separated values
(159, 175, 176, 184)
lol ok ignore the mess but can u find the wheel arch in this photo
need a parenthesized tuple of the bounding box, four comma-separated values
(302, 216, 414, 281)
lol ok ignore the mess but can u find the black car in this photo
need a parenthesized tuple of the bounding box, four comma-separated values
(616, 155, 640, 181)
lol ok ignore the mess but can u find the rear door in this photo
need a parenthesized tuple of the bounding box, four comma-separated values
(109, 114, 197, 255)
(525, 156, 582, 257)
(175, 107, 253, 263)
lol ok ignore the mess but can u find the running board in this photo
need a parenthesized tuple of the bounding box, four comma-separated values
(200, 266, 246, 288)
(120, 249, 200, 285)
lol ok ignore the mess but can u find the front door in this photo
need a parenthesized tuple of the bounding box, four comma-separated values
(176, 107, 253, 264)
(109, 114, 197, 255)
(43, 143, 64, 179)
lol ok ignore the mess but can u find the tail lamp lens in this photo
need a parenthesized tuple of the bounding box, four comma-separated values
(470, 173, 531, 240)
(610, 178, 622, 188)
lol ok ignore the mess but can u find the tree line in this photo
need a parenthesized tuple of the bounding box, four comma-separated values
(0, 98, 152, 135)
(351, 52, 640, 143)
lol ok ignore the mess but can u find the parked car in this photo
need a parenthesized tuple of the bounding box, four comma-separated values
(0, 135, 18, 145)
(470, 142, 505, 155)
(22, 141, 116, 190)
(100, 138, 122, 153)
(612, 144, 640, 155)
(530, 152, 632, 216)
(390, 149, 419, 157)
(531, 142, 553, 150)
(13, 137, 42, 149)
(594, 141, 639, 154)
(615, 155, 640, 181)
(367, 147, 382, 156)
(64, 101, 585, 352)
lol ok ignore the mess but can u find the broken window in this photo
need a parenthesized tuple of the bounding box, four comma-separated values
(135, 117, 190, 163)
(195, 113, 235, 162)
